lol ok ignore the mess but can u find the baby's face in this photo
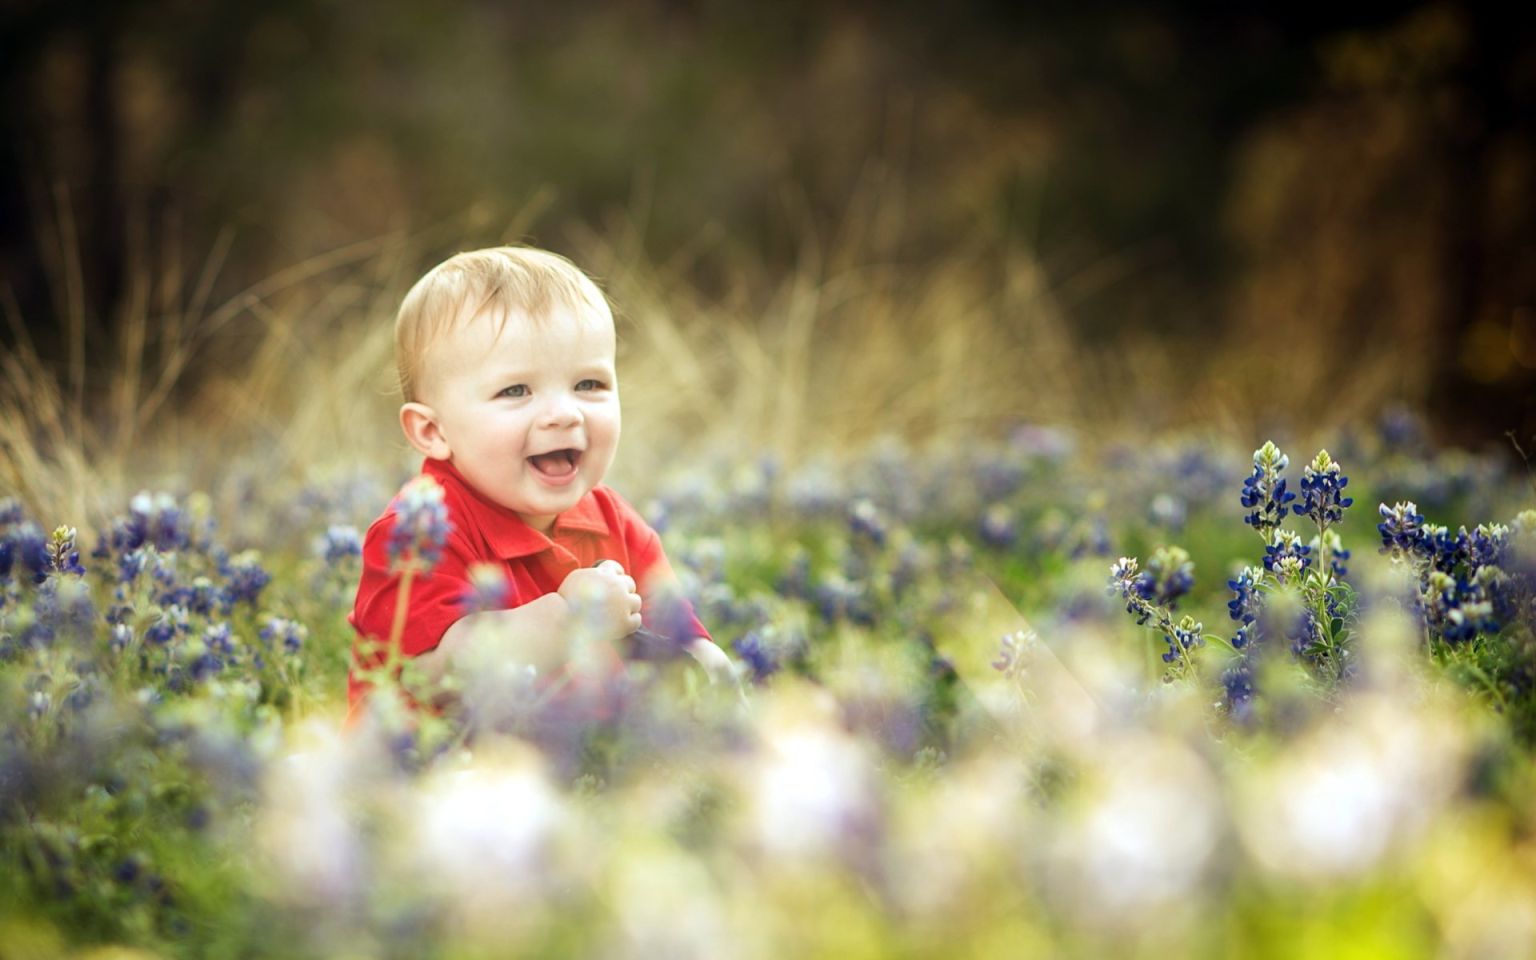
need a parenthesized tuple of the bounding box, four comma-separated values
(417, 304, 620, 532)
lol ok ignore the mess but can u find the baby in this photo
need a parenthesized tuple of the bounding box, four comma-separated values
(348, 246, 733, 715)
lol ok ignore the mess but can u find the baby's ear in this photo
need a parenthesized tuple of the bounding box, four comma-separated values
(399, 402, 451, 460)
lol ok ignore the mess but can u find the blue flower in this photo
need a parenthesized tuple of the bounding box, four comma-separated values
(1109, 556, 1156, 625)
(1295, 450, 1353, 528)
(1467, 523, 1509, 573)
(112, 492, 191, 553)
(259, 616, 308, 654)
(14, 523, 49, 585)
(1145, 546, 1195, 607)
(1240, 441, 1296, 534)
(388, 476, 451, 572)
(314, 525, 363, 565)
(459, 562, 510, 614)
(847, 499, 888, 549)
(1263, 530, 1312, 576)
(812, 574, 874, 626)
(222, 551, 271, 607)
(1422, 571, 1497, 644)
(1377, 501, 1426, 559)
(145, 605, 189, 646)
(1162, 615, 1204, 664)
(1221, 658, 1256, 722)
(733, 628, 781, 684)
(992, 628, 1038, 680)
(46, 526, 86, 578)
(1227, 567, 1262, 624)
(1423, 524, 1468, 574)
(117, 548, 149, 586)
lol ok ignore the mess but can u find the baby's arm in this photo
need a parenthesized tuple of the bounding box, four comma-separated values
(683, 636, 738, 685)
(415, 561, 641, 680)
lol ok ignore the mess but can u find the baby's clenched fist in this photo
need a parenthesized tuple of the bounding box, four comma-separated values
(558, 559, 642, 643)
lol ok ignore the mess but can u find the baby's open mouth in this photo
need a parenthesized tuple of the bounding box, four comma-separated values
(528, 448, 581, 478)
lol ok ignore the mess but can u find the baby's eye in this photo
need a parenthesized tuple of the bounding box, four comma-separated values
(497, 384, 529, 399)
(575, 379, 607, 392)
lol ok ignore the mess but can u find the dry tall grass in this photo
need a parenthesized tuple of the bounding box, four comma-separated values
(1, 195, 1426, 529)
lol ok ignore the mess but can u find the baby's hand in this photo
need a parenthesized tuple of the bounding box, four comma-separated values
(558, 559, 643, 643)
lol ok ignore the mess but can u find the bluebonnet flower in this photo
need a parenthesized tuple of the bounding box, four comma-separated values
(388, 476, 451, 572)
(1162, 615, 1204, 665)
(151, 551, 179, 588)
(175, 576, 225, 617)
(847, 499, 888, 549)
(187, 635, 225, 681)
(813, 573, 874, 626)
(259, 616, 308, 654)
(1470, 565, 1518, 628)
(733, 628, 781, 684)
(1144, 546, 1195, 608)
(1240, 441, 1296, 534)
(203, 622, 235, 655)
(145, 605, 189, 645)
(1296, 450, 1353, 529)
(1263, 530, 1312, 576)
(992, 628, 1038, 681)
(1422, 571, 1496, 644)
(1227, 567, 1262, 625)
(978, 505, 1017, 550)
(314, 525, 363, 565)
(1109, 557, 1157, 625)
(1467, 523, 1509, 573)
(1377, 501, 1426, 560)
(110, 623, 133, 654)
(1423, 524, 1468, 574)
(459, 562, 511, 614)
(112, 492, 191, 553)
(1221, 658, 1256, 722)
(46, 526, 86, 578)
(14, 523, 49, 585)
(117, 548, 149, 587)
(222, 551, 271, 607)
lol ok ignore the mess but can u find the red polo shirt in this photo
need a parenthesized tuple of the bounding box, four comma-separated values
(348, 457, 708, 710)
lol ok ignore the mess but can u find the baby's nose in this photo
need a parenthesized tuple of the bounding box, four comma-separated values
(539, 391, 583, 427)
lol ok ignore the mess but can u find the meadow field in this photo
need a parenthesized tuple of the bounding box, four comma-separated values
(2, 230, 1535, 960)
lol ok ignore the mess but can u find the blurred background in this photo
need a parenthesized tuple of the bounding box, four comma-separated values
(1, 0, 1534, 510)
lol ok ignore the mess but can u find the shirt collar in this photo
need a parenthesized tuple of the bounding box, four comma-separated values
(422, 458, 609, 559)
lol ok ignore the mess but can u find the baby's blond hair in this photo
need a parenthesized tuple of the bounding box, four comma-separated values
(395, 246, 611, 402)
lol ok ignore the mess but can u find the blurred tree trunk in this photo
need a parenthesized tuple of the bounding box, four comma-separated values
(84, 3, 125, 337)
(1435, 3, 1536, 446)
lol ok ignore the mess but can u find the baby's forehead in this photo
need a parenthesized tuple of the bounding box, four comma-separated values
(421, 301, 613, 376)
(455, 299, 613, 344)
